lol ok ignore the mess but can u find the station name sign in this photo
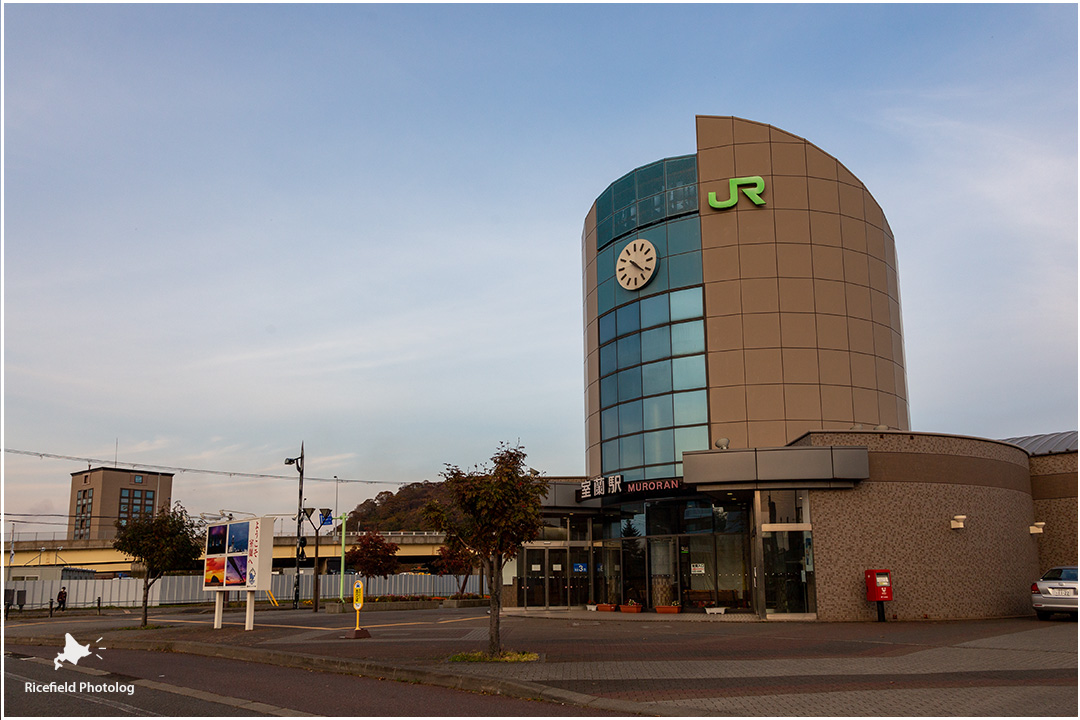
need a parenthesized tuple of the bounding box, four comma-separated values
(576, 474, 683, 503)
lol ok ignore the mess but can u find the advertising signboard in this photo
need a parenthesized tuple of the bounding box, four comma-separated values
(202, 516, 273, 592)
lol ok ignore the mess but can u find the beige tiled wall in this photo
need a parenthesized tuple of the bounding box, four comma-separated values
(697, 116, 909, 450)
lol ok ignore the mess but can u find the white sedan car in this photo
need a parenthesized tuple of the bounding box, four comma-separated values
(1031, 566, 1078, 620)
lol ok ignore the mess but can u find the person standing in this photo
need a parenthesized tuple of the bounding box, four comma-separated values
(56, 587, 67, 612)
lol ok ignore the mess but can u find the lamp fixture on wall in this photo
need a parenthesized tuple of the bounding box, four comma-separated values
(714, 438, 730, 450)
(950, 514, 967, 531)
(1029, 521, 1046, 535)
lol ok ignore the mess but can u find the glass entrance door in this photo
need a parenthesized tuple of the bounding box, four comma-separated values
(569, 548, 590, 605)
(547, 549, 568, 606)
(524, 549, 545, 608)
(678, 535, 716, 610)
(762, 530, 815, 614)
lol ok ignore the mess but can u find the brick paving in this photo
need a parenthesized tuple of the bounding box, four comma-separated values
(5, 605, 1076, 716)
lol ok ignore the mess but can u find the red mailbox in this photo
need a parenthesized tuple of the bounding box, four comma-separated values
(865, 569, 893, 602)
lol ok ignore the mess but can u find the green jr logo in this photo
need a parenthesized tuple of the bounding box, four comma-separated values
(708, 176, 766, 210)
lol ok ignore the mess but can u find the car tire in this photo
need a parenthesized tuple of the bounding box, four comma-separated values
(1036, 610, 1051, 620)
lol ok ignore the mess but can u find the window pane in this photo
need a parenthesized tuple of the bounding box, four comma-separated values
(666, 184, 698, 216)
(674, 390, 708, 426)
(602, 406, 619, 441)
(121, 489, 129, 497)
(612, 205, 637, 237)
(145, 491, 154, 499)
(618, 367, 642, 402)
(600, 343, 617, 377)
(613, 173, 636, 210)
(616, 302, 639, 337)
(639, 293, 670, 329)
(667, 216, 701, 255)
(619, 400, 643, 435)
(597, 216, 614, 250)
(645, 464, 677, 479)
(640, 326, 671, 363)
(597, 278, 615, 315)
(602, 439, 620, 473)
(600, 375, 618, 408)
(598, 312, 616, 345)
(641, 359, 672, 396)
(675, 425, 710, 458)
(620, 434, 643, 468)
(646, 500, 678, 535)
(616, 334, 640, 369)
(672, 355, 707, 390)
(665, 156, 697, 188)
(643, 430, 675, 465)
(637, 195, 665, 226)
(133, 490, 142, 498)
(667, 251, 702, 289)
(671, 320, 705, 355)
(670, 287, 703, 321)
(636, 161, 665, 197)
(596, 185, 614, 221)
(642, 394, 674, 430)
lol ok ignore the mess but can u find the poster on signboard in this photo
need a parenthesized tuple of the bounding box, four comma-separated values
(203, 516, 273, 592)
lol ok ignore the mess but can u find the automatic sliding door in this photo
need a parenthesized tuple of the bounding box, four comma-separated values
(547, 549, 568, 606)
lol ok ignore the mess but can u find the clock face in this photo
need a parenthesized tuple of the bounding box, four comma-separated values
(616, 239, 658, 290)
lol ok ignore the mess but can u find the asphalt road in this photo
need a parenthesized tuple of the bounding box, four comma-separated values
(4, 644, 621, 717)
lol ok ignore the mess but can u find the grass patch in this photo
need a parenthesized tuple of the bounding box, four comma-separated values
(448, 650, 539, 663)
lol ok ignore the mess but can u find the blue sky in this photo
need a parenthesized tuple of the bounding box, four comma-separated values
(4, 4, 1076, 535)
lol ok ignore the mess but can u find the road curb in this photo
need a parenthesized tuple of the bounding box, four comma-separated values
(5, 634, 654, 716)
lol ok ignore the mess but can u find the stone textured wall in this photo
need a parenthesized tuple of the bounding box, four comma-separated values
(1034, 498, 1078, 570)
(811, 481, 1039, 621)
(1030, 450, 1078, 570)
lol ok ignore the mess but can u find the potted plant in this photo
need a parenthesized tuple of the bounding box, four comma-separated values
(619, 599, 643, 613)
(656, 600, 680, 614)
(596, 603, 617, 612)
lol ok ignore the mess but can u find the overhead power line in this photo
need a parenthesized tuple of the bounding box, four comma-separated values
(4, 448, 412, 486)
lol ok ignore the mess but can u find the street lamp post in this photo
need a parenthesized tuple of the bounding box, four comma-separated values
(303, 507, 332, 612)
(285, 443, 305, 610)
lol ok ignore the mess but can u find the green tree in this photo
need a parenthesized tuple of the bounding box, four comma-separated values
(112, 502, 203, 627)
(344, 532, 400, 590)
(423, 443, 548, 656)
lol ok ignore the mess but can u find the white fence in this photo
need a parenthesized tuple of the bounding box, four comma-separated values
(4, 572, 483, 611)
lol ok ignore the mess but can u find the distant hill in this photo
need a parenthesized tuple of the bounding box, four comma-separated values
(345, 481, 447, 532)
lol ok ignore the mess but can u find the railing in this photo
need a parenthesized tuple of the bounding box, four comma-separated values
(2, 572, 483, 611)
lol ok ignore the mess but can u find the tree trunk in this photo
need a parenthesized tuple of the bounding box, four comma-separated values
(487, 556, 502, 656)
(457, 573, 468, 597)
(141, 576, 150, 627)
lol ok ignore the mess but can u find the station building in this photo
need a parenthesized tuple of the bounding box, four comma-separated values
(511, 115, 1077, 621)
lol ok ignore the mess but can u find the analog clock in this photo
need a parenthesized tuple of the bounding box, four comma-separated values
(615, 239, 658, 290)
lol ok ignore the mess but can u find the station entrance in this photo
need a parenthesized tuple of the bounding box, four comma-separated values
(517, 490, 815, 617)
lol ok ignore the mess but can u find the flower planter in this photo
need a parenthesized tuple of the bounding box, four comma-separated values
(655, 606, 680, 614)
(704, 607, 727, 615)
(619, 604, 643, 613)
(596, 603, 617, 612)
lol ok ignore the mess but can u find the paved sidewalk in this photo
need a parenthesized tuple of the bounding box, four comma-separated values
(5, 605, 1076, 716)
